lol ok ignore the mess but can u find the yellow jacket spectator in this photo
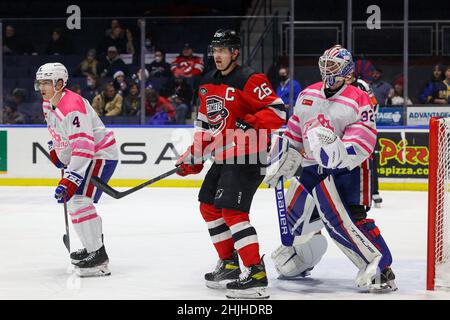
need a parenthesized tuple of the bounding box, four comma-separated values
(92, 83, 123, 116)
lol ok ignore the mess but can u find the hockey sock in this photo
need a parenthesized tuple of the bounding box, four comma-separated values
(200, 202, 234, 260)
(222, 209, 261, 267)
(69, 196, 103, 252)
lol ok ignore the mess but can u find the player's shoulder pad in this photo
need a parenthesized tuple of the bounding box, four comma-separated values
(58, 89, 88, 118)
(200, 66, 256, 90)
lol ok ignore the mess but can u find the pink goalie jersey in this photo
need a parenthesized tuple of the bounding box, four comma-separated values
(43, 89, 119, 179)
(285, 82, 377, 169)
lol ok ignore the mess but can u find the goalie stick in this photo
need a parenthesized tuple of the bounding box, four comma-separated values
(274, 177, 294, 246)
(90, 167, 180, 199)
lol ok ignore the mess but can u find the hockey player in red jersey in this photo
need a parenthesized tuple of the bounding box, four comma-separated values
(176, 29, 285, 299)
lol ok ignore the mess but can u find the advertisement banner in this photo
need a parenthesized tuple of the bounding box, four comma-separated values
(406, 106, 450, 126)
(376, 107, 404, 126)
(0, 131, 6, 173)
(377, 130, 429, 179)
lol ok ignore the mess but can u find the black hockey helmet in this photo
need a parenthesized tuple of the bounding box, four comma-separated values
(208, 29, 241, 56)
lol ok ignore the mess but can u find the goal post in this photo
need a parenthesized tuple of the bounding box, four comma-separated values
(427, 117, 450, 290)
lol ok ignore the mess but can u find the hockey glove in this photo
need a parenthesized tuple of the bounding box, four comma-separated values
(235, 114, 259, 131)
(307, 126, 351, 169)
(55, 171, 83, 202)
(175, 147, 204, 177)
(48, 141, 66, 169)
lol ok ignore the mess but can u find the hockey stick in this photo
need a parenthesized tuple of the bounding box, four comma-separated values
(90, 167, 180, 199)
(274, 177, 294, 246)
(61, 169, 70, 252)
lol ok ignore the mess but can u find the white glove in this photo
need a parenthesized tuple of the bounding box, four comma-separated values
(271, 234, 328, 278)
(307, 126, 350, 169)
(264, 136, 303, 188)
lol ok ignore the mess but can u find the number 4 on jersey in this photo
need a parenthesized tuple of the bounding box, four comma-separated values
(73, 116, 80, 128)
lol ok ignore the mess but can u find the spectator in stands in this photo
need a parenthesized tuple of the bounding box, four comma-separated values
(143, 32, 156, 54)
(45, 28, 74, 55)
(3, 25, 25, 55)
(147, 50, 172, 78)
(275, 66, 301, 107)
(131, 68, 152, 89)
(419, 64, 447, 104)
(2, 104, 25, 125)
(113, 70, 129, 97)
(105, 19, 121, 37)
(92, 83, 123, 116)
(69, 84, 81, 95)
(75, 49, 99, 77)
(354, 56, 375, 83)
(3, 105, 25, 124)
(122, 83, 140, 116)
(145, 88, 175, 124)
(371, 67, 392, 106)
(386, 76, 412, 106)
(161, 76, 192, 124)
(443, 66, 450, 103)
(81, 73, 101, 103)
(171, 43, 204, 78)
(98, 26, 134, 55)
(6, 88, 32, 123)
(98, 46, 128, 78)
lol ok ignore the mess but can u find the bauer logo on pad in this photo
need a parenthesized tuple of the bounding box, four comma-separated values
(302, 99, 313, 106)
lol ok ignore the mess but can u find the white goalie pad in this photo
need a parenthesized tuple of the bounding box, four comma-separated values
(271, 234, 328, 278)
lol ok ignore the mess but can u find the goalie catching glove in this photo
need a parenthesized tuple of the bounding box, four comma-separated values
(307, 126, 353, 169)
(264, 136, 303, 188)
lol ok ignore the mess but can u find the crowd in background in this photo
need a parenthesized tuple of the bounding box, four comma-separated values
(2, 19, 450, 125)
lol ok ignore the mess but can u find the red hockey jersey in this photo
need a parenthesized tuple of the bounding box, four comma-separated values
(171, 55, 204, 78)
(193, 65, 285, 162)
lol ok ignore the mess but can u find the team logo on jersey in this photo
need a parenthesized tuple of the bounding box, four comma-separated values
(302, 99, 313, 106)
(206, 95, 229, 133)
(199, 87, 208, 95)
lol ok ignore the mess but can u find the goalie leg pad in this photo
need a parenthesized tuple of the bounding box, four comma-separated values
(271, 233, 327, 278)
(312, 176, 383, 286)
(285, 177, 324, 239)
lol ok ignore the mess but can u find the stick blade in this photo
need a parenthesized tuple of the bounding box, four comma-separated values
(63, 234, 70, 252)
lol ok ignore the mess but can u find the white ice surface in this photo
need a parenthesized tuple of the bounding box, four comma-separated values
(0, 187, 449, 300)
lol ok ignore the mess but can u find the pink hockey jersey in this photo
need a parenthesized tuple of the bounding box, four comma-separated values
(284, 82, 377, 169)
(43, 89, 118, 179)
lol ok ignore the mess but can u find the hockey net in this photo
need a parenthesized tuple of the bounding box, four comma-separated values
(427, 117, 450, 290)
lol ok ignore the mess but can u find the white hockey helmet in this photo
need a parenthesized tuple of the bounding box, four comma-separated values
(35, 63, 68, 91)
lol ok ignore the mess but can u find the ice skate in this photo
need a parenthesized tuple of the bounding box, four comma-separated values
(226, 256, 269, 299)
(368, 267, 398, 293)
(373, 194, 383, 208)
(205, 250, 241, 289)
(74, 245, 110, 277)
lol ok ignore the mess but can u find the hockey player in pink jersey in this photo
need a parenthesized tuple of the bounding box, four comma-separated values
(265, 45, 397, 292)
(35, 63, 118, 277)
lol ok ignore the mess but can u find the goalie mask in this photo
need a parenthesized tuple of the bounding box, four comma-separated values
(318, 45, 354, 88)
